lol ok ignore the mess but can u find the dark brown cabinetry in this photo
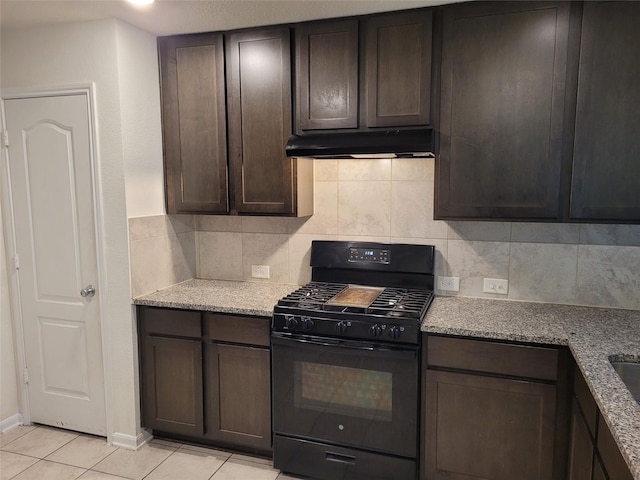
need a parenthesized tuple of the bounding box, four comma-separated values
(363, 11, 432, 128)
(203, 314, 271, 452)
(569, 398, 595, 480)
(227, 27, 312, 216)
(159, 28, 313, 217)
(567, 368, 634, 480)
(294, 10, 432, 133)
(159, 33, 228, 214)
(423, 335, 570, 480)
(570, 1, 640, 222)
(435, 1, 574, 220)
(137, 306, 272, 454)
(138, 307, 204, 437)
(295, 20, 359, 131)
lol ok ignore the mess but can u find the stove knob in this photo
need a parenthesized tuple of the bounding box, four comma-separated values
(301, 316, 315, 331)
(285, 315, 299, 330)
(388, 326, 402, 340)
(335, 321, 349, 334)
(369, 324, 383, 338)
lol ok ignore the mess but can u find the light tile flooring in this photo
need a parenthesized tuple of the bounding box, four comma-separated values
(0, 425, 305, 480)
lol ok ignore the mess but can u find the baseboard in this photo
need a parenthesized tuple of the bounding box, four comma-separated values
(110, 428, 152, 450)
(0, 413, 24, 434)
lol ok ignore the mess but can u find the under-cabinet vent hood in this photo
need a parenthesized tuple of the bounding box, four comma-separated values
(285, 129, 435, 159)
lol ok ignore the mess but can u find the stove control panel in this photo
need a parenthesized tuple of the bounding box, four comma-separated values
(348, 247, 390, 264)
(273, 313, 417, 344)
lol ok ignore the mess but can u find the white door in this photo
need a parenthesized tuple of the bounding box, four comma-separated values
(4, 94, 106, 435)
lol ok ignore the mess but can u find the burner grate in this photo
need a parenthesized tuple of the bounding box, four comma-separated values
(368, 288, 434, 319)
(278, 282, 433, 320)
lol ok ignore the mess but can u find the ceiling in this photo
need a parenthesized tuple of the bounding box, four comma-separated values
(0, 0, 458, 36)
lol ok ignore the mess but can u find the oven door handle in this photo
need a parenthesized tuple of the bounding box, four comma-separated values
(271, 332, 418, 356)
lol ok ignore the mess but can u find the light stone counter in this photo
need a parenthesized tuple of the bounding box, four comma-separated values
(422, 296, 640, 480)
(133, 278, 298, 317)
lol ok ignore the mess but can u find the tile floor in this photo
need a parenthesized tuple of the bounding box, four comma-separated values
(0, 425, 305, 480)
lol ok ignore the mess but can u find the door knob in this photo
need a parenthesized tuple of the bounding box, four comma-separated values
(80, 285, 96, 297)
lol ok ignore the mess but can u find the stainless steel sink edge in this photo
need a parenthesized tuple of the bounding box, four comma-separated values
(608, 355, 640, 405)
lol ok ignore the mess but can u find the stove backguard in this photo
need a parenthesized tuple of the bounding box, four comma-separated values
(310, 240, 435, 291)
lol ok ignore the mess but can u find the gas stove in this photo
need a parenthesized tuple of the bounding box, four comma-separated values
(273, 281, 434, 345)
(272, 240, 436, 346)
(271, 241, 436, 480)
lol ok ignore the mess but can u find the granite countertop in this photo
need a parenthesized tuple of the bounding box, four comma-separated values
(134, 280, 640, 479)
(423, 296, 640, 480)
(133, 278, 298, 317)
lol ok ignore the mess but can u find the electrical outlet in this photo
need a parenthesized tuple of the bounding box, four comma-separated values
(251, 265, 270, 279)
(437, 276, 460, 292)
(483, 278, 509, 295)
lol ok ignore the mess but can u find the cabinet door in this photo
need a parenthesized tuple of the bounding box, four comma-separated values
(596, 416, 634, 480)
(295, 20, 359, 131)
(226, 28, 294, 215)
(567, 399, 594, 480)
(592, 457, 607, 480)
(141, 336, 204, 437)
(436, 2, 573, 219)
(363, 10, 432, 127)
(425, 369, 556, 480)
(570, 1, 640, 222)
(159, 33, 228, 214)
(205, 343, 271, 453)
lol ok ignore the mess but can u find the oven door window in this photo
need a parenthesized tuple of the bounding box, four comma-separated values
(272, 335, 419, 458)
(294, 362, 393, 421)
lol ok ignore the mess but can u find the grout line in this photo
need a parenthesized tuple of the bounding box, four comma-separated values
(86, 442, 120, 471)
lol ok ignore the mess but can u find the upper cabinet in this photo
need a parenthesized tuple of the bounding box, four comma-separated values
(294, 10, 433, 133)
(159, 33, 228, 214)
(227, 28, 312, 216)
(363, 11, 432, 128)
(295, 20, 359, 131)
(435, 1, 575, 220)
(159, 28, 313, 217)
(570, 1, 640, 222)
(435, 1, 640, 223)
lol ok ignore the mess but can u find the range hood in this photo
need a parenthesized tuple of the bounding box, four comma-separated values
(285, 128, 435, 159)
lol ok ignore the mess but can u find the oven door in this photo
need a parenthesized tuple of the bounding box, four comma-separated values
(271, 332, 419, 458)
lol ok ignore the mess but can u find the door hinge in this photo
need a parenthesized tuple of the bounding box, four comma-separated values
(2, 131, 8, 148)
(23, 368, 29, 384)
(14, 253, 20, 270)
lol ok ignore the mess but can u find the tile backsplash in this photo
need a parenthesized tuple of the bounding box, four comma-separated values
(129, 158, 640, 310)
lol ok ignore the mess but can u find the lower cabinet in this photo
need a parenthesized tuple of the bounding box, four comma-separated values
(204, 313, 271, 452)
(137, 306, 272, 454)
(141, 335, 204, 437)
(423, 335, 571, 480)
(568, 367, 634, 480)
(568, 398, 595, 480)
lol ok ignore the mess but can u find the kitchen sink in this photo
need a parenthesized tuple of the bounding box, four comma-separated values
(610, 360, 640, 404)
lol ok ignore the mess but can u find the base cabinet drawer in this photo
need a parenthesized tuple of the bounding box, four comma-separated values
(274, 435, 416, 480)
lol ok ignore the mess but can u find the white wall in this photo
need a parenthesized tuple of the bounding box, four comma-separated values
(116, 21, 165, 218)
(0, 201, 21, 429)
(0, 18, 159, 443)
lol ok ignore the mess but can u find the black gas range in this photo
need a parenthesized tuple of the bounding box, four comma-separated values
(271, 240, 435, 480)
(273, 281, 433, 345)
